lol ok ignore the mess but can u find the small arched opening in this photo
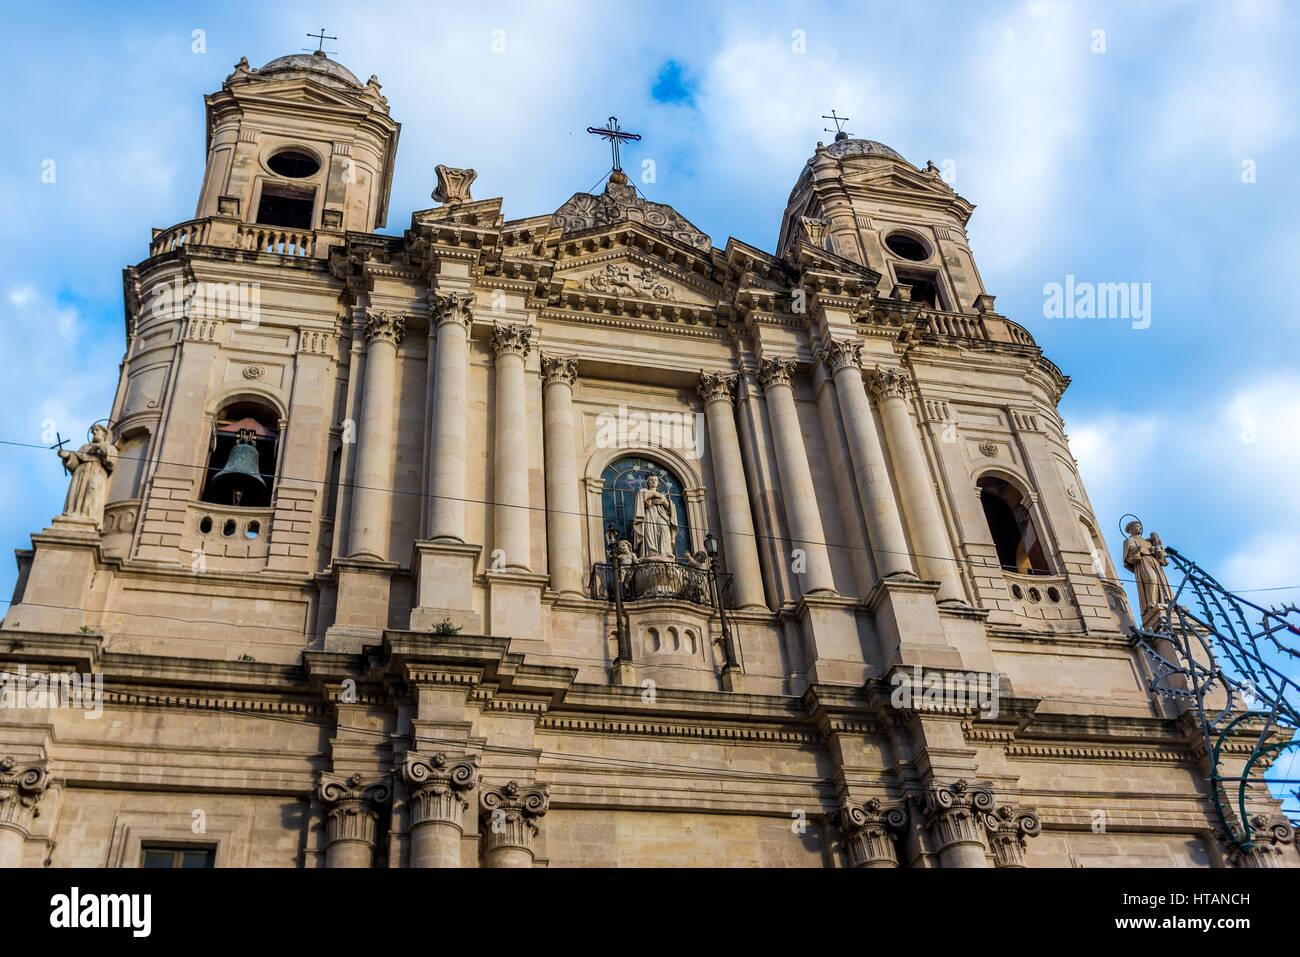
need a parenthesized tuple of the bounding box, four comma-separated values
(200, 401, 279, 508)
(978, 476, 1049, 574)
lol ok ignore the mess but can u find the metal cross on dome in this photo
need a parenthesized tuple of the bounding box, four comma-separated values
(586, 116, 641, 173)
(822, 109, 851, 137)
(305, 28, 337, 54)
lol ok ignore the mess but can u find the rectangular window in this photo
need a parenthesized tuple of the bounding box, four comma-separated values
(894, 269, 944, 310)
(140, 844, 216, 868)
(255, 183, 315, 230)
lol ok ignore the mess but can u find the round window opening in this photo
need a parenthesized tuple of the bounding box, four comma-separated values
(267, 150, 321, 179)
(884, 232, 929, 261)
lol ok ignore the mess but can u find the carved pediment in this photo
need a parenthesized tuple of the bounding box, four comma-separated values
(559, 256, 715, 306)
(553, 182, 711, 252)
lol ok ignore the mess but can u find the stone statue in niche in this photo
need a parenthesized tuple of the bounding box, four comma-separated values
(633, 475, 678, 561)
(58, 424, 117, 528)
(1122, 519, 1173, 623)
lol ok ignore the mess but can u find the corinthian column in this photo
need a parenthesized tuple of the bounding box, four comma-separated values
(479, 780, 550, 868)
(0, 757, 48, 868)
(541, 355, 583, 595)
(697, 371, 766, 610)
(348, 311, 405, 560)
(491, 323, 534, 571)
(981, 804, 1042, 868)
(818, 341, 914, 580)
(428, 292, 474, 542)
(401, 752, 479, 868)
(757, 358, 836, 595)
(318, 772, 392, 868)
(839, 797, 908, 868)
(866, 366, 964, 603)
(920, 779, 992, 868)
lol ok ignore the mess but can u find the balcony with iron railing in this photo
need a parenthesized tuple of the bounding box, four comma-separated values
(589, 560, 736, 609)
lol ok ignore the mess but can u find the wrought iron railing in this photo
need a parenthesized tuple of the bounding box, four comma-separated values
(589, 561, 735, 609)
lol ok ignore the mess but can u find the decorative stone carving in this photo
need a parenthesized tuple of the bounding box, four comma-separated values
(432, 165, 477, 206)
(1121, 519, 1174, 625)
(865, 365, 912, 402)
(58, 424, 116, 528)
(840, 797, 908, 868)
(798, 215, 832, 247)
(0, 757, 49, 836)
(1228, 814, 1295, 868)
(364, 310, 406, 347)
(491, 322, 533, 359)
(920, 779, 993, 864)
(432, 291, 475, 330)
(242, 363, 265, 380)
(318, 772, 392, 853)
(978, 440, 998, 457)
(981, 804, 1042, 868)
(817, 339, 863, 374)
(696, 370, 737, 404)
(579, 262, 677, 301)
(479, 780, 551, 862)
(401, 752, 479, 828)
(757, 356, 798, 391)
(552, 181, 711, 252)
(540, 354, 579, 387)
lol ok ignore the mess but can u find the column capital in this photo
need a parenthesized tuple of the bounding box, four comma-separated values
(918, 779, 993, 854)
(865, 364, 912, 402)
(479, 780, 550, 855)
(840, 797, 908, 867)
(318, 771, 392, 849)
(0, 756, 49, 836)
(981, 804, 1042, 868)
(817, 339, 864, 375)
(491, 322, 534, 360)
(696, 369, 738, 404)
(364, 310, 406, 347)
(1228, 814, 1296, 868)
(540, 353, 579, 387)
(757, 356, 799, 391)
(432, 291, 475, 330)
(401, 752, 479, 829)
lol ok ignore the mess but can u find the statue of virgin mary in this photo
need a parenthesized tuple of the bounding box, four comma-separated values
(632, 474, 678, 561)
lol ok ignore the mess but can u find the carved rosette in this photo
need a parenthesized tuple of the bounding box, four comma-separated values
(491, 323, 533, 361)
(479, 780, 551, 856)
(696, 370, 738, 405)
(432, 165, 477, 206)
(865, 365, 912, 403)
(840, 797, 908, 868)
(1231, 814, 1296, 869)
(818, 339, 864, 375)
(0, 757, 49, 836)
(981, 804, 1042, 868)
(318, 772, 392, 849)
(364, 310, 406, 347)
(920, 779, 994, 856)
(757, 357, 799, 392)
(540, 354, 579, 388)
(432, 291, 475, 331)
(401, 752, 479, 829)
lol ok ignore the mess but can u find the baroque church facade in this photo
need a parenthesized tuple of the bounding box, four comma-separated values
(1, 50, 1293, 869)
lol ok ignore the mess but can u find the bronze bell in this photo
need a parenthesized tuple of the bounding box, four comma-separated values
(209, 429, 267, 506)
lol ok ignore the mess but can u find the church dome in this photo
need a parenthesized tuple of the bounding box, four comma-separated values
(812, 135, 906, 164)
(257, 50, 362, 89)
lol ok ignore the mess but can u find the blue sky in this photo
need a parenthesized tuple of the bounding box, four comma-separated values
(1, 1, 1297, 624)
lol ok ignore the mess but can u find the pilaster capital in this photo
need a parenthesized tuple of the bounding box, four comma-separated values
(865, 364, 912, 402)
(696, 369, 738, 405)
(757, 356, 799, 392)
(1228, 814, 1296, 868)
(432, 291, 475, 331)
(981, 804, 1042, 868)
(0, 756, 49, 836)
(364, 310, 406, 347)
(401, 752, 479, 829)
(840, 797, 908, 868)
(318, 771, 392, 848)
(540, 353, 579, 387)
(491, 322, 534, 360)
(918, 779, 994, 853)
(479, 780, 550, 854)
(817, 339, 864, 375)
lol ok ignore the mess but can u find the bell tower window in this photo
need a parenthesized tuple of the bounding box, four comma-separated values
(256, 183, 315, 230)
(894, 268, 943, 309)
(266, 149, 320, 178)
(978, 476, 1049, 574)
(200, 402, 279, 508)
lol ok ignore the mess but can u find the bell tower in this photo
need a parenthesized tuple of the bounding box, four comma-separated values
(197, 51, 400, 233)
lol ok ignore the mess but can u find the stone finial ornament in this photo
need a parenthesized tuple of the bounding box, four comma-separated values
(432, 165, 477, 206)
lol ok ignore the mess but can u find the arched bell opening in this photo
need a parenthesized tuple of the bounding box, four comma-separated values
(200, 401, 279, 508)
(977, 475, 1049, 575)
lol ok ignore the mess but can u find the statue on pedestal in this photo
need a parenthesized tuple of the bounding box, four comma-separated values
(57, 424, 116, 529)
(1122, 518, 1173, 624)
(632, 475, 678, 561)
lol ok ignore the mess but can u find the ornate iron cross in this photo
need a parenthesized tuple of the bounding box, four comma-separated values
(822, 109, 851, 137)
(586, 116, 641, 173)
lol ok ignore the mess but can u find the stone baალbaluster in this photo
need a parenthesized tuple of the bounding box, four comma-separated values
(478, 780, 551, 868)
(541, 355, 584, 595)
(401, 752, 479, 868)
(347, 310, 405, 560)
(0, 757, 49, 868)
(839, 797, 908, 868)
(920, 779, 993, 868)
(981, 803, 1042, 868)
(318, 771, 392, 868)
(491, 323, 534, 571)
(428, 292, 474, 542)
(756, 357, 837, 596)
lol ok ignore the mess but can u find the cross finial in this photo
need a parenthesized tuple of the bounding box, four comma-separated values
(822, 109, 851, 140)
(586, 116, 642, 175)
(305, 28, 337, 54)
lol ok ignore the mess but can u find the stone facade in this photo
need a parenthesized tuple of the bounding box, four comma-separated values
(0, 51, 1293, 869)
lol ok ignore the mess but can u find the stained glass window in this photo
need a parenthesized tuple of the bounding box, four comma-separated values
(600, 457, 691, 560)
